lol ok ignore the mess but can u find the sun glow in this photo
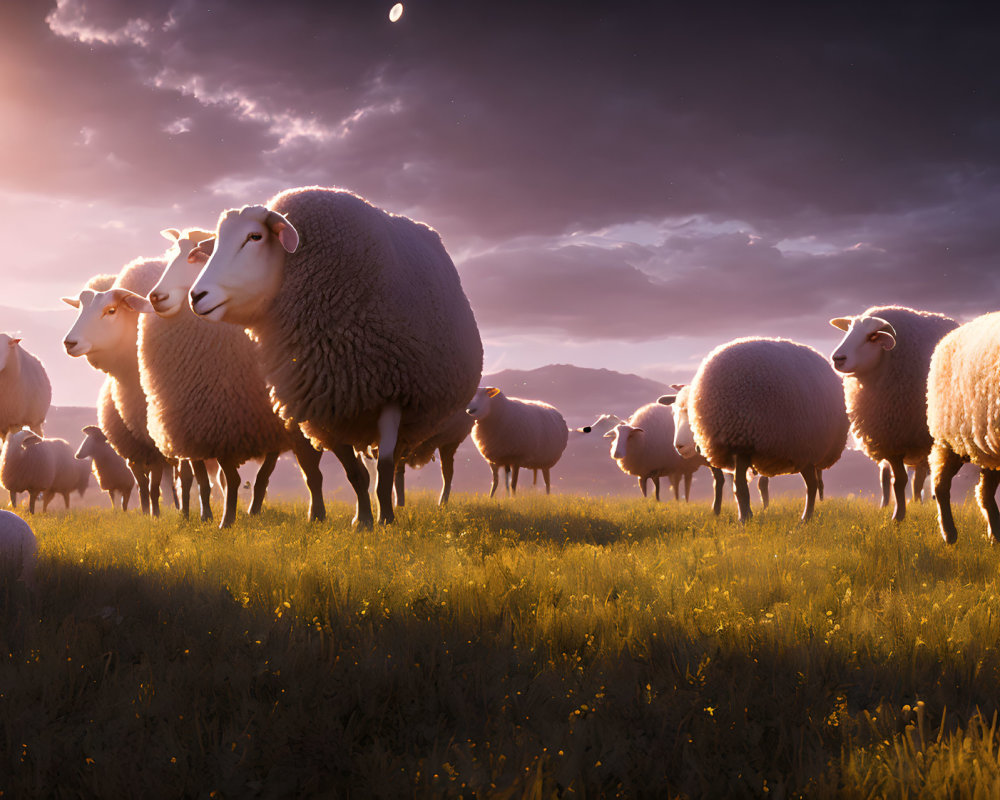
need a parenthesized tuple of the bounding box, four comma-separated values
(389, 3, 404, 22)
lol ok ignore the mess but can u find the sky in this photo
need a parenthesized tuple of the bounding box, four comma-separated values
(2, 0, 999, 405)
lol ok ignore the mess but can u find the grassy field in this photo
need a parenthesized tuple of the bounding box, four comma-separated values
(4, 492, 1000, 797)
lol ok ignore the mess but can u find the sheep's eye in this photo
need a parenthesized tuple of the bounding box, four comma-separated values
(867, 333, 879, 342)
(104, 305, 117, 317)
(248, 232, 263, 242)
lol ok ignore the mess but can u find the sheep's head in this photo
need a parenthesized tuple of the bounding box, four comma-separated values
(658, 387, 697, 459)
(829, 315, 897, 375)
(190, 205, 298, 324)
(466, 387, 501, 420)
(149, 229, 216, 317)
(75, 426, 106, 460)
(576, 413, 624, 435)
(0, 334, 21, 373)
(604, 423, 642, 461)
(6, 429, 40, 453)
(62, 288, 148, 373)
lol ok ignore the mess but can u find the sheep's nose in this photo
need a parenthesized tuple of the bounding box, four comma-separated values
(63, 339, 77, 353)
(149, 291, 167, 305)
(832, 354, 847, 367)
(190, 289, 207, 307)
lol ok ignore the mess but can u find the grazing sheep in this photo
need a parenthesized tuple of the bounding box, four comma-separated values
(0, 510, 37, 589)
(466, 387, 569, 497)
(189, 186, 483, 526)
(660, 338, 848, 523)
(41, 438, 90, 511)
(63, 259, 172, 516)
(76, 425, 135, 510)
(1, 430, 57, 513)
(926, 312, 1000, 543)
(830, 305, 957, 521)
(0, 334, 51, 441)
(120, 227, 325, 528)
(605, 402, 706, 501)
(394, 408, 475, 506)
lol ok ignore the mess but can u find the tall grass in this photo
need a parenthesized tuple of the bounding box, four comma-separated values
(3, 493, 1000, 797)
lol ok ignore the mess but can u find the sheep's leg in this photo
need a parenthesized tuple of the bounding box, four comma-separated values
(977, 469, 1000, 543)
(800, 466, 819, 522)
(533, 469, 539, 486)
(217, 458, 241, 529)
(129, 461, 150, 514)
(62, 491, 70, 509)
(178, 459, 193, 519)
(542, 468, 551, 494)
(652, 476, 661, 502)
(879, 462, 891, 508)
(122, 487, 132, 512)
(887, 454, 908, 522)
(931, 443, 965, 544)
(167, 462, 180, 509)
(191, 460, 213, 522)
(249, 451, 279, 515)
(288, 432, 325, 522)
(332, 443, 374, 528)
(28, 491, 39, 514)
(374, 405, 402, 525)
(817, 470, 825, 501)
(510, 466, 520, 496)
(670, 474, 680, 501)
(393, 462, 406, 508)
(42, 491, 55, 512)
(711, 468, 724, 515)
(758, 476, 770, 509)
(912, 459, 929, 503)
(683, 472, 693, 502)
(489, 464, 500, 498)
(8, 490, 16, 508)
(639, 477, 648, 498)
(438, 442, 459, 505)
(733, 454, 753, 523)
(148, 461, 163, 518)
(108, 489, 118, 510)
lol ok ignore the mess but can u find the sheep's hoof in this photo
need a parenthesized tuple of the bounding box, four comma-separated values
(352, 514, 374, 530)
(892, 508, 906, 523)
(940, 527, 957, 545)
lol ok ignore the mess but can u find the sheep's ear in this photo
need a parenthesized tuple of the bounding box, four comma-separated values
(265, 210, 299, 253)
(873, 329, 896, 351)
(22, 433, 41, 446)
(8, 338, 20, 347)
(670, 383, 686, 391)
(830, 317, 852, 331)
(486, 387, 501, 398)
(160, 228, 182, 242)
(630, 427, 644, 435)
(117, 291, 156, 314)
(61, 296, 81, 308)
(658, 395, 677, 406)
(603, 430, 616, 439)
(187, 238, 215, 264)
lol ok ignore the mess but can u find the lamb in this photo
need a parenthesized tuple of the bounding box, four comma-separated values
(41, 438, 90, 511)
(0, 510, 37, 590)
(0, 334, 51, 441)
(395, 408, 474, 506)
(466, 387, 569, 497)
(926, 312, 1000, 543)
(830, 305, 957, 521)
(76, 425, 135, 510)
(659, 338, 849, 523)
(188, 186, 483, 526)
(604, 402, 706, 501)
(118, 227, 326, 528)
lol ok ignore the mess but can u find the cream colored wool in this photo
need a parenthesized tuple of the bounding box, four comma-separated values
(41, 438, 89, 509)
(612, 403, 703, 486)
(1, 430, 56, 504)
(470, 390, 568, 472)
(0, 509, 37, 587)
(0, 334, 51, 440)
(689, 337, 848, 477)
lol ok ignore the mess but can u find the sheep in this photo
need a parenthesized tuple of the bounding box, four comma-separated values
(188, 186, 483, 527)
(466, 387, 569, 497)
(63, 258, 173, 516)
(0, 510, 37, 590)
(604, 402, 707, 501)
(878, 457, 930, 506)
(659, 338, 849, 523)
(41, 438, 90, 511)
(76, 425, 135, 510)
(926, 312, 1000, 544)
(394, 408, 474, 506)
(830, 305, 957, 521)
(118, 227, 326, 528)
(0, 333, 51, 441)
(1, 430, 63, 513)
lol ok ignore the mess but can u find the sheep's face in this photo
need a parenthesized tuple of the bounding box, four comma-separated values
(830, 316, 897, 375)
(605, 423, 640, 461)
(659, 387, 697, 459)
(150, 230, 215, 317)
(6, 429, 39, 455)
(466, 387, 500, 420)
(190, 206, 297, 325)
(62, 289, 142, 373)
(0, 334, 19, 373)
(75, 428, 104, 461)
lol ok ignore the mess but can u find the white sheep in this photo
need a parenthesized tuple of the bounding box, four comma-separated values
(0, 333, 51, 441)
(926, 312, 1000, 543)
(76, 425, 136, 510)
(604, 402, 706, 501)
(830, 305, 957, 521)
(466, 387, 569, 497)
(1, 430, 57, 513)
(41, 438, 90, 511)
(188, 186, 483, 527)
(63, 259, 172, 516)
(118, 227, 326, 528)
(395, 408, 474, 506)
(0, 510, 37, 590)
(661, 338, 849, 523)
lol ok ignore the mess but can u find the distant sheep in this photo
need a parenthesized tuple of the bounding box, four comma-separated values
(605, 402, 705, 501)
(1, 430, 60, 513)
(395, 408, 474, 506)
(76, 425, 135, 510)
(926, 312, 1000, 543)
(41, 438, 90, 511)
(661, 338, 848, 523)
(0, 510, 37, 590)
(0, 334, 51, 441)
(188, 186, 482, 526)
(831, 305, 957, 521)
(466, 387, 569, 497)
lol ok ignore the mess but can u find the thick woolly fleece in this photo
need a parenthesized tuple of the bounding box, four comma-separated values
(471, 392, 569, 471)
(843, 306, 958, 465)
(927, 312, 1000, 470)
(615, 403, 699, 481)
(1, 430, 56, 497)
(139, 293, 289, 464)
(0, 509, 37, 585)
(689, 337, 849, 477)
(250, 187, 483, 451)
(44, 438, 90, 501)
(402, 408, 474, 469)
(96, 377, 156, 468)
(0, 335, 51, 439)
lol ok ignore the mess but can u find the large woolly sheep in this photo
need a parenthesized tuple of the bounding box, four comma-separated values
(466, 387, 569, 497)
(63, 258, 172, 516)
(661, 338, 849, 523)
(120, 228, 325, 528)
(0, 334, 51, 441)
(830, 305, 957, 521)
(189, 186, 483, 526)
(395, 408, 474, 506)
(1, 430, 57, 513)
(0, 510, 37, 590)
(76, 425, 135, 510)
(926, 312, 1000, 544)
(41, 438, 90, 511)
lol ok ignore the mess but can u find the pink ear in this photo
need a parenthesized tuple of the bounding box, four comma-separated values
(9, 338, 19, 347)
(265, 211, 299, 253)
(875, 330, 896, 351)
